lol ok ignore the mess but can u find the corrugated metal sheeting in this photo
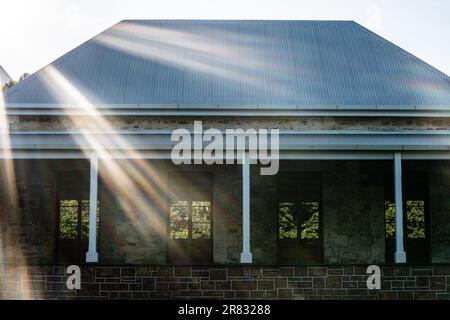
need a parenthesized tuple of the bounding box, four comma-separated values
(4, 20, 450, 107)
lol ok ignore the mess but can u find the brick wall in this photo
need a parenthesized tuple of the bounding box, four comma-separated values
(1, 264, 449, 300)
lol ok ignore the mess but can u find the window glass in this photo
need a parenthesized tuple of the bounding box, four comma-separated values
(406, 200, 425, 239)
(80, 200, 100, 239)
(278, 202, 297, 239)
(384, 200, 426, 239)
(192, 201, 211, 240)
(385, 200, 396, 239)
(59, 199, 99, 240)
(168, 172, 213, 243)
(59, 200, 78, 239)
(169, 200, 189, 239)
(300, 201, 319, 240)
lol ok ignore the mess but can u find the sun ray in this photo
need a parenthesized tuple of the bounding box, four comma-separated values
(93, 22, 295, 98)
(40, 66, 176, 244)
(0, 89, 34, 299)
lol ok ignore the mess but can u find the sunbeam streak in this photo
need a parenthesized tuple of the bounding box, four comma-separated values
(0, 89, 34, 299)
(93, 22, 295, 98)
(39, 66, 178, 246)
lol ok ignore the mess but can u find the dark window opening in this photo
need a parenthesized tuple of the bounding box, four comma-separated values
(277, 172, 322, 264)
(56, 171, 99, 264)
(167, 172, 213, 264)
(384, 172, 429, 263)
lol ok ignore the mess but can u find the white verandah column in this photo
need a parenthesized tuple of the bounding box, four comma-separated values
(240, 151, 252, 263)
(394, 152, 406, 263)
(86, 152, 99, 263)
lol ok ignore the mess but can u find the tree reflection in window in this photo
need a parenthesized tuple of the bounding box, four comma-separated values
(385, 200, 395, 238)
(300, 202, 319, 240)
(169, 201, 189, 239)
(59, 200, 78, 239)
(384, 200, 425, 239)
(192, 201, 211, 240)
(406, 200, 425, 239)
(278, 201, 319, 240)
(169, 200, 211, 240)
(59, 199, 99, 240)
(279, 202, 297, 239)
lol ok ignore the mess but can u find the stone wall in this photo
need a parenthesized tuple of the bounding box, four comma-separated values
(98, 160, 168, 264)
(322, 161, 385, 264)
(429, 169, 450, 263)
(0, 160, 57, 265)
(9, 115, 450, 131)
(2, 160, 450, 266)
(213, 166, 242, 264)
(1, 264, 450, 300)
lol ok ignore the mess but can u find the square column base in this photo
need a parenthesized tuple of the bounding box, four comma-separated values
(395, 251, 406, 264)
(86, 251, 99, 263)
(240, 252, 252, 264)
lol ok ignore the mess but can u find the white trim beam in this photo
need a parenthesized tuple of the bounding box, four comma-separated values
(4, 150, 450, 160)
(4, 103, 450, 117)
(4, 130, 450, 152)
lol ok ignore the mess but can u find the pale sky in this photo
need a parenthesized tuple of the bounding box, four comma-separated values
(1, 0, 449, 80)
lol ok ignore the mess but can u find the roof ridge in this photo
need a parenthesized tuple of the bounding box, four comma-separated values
(121, 19, 356, 23)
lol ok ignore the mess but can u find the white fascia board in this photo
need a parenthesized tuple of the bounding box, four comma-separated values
(4, 103, 450, 117)
(4, 150, 450, 160)
(3, 130, 450, 154)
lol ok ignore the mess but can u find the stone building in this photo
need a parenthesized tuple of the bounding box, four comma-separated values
(1, 20, 450, 299)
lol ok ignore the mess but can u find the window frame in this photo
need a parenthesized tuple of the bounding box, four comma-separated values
(383, 171, 431, 263)
(54, 170, 101, 264)
(276, 171, 323, 265)
(169, 200, 212, 241)
(166, 171, 213, 264)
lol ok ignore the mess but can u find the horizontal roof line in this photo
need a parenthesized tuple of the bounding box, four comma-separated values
(5, 103, 450, 110)
(5, 104, 450, 117)
(6, 130, 450, 135)
(120, 19, 356, 23)
(3, 150, 450, 160)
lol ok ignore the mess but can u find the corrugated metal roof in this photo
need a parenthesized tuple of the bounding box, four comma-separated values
(4, 20, 450, 107)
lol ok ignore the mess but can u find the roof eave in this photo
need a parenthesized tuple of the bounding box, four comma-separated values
(4, 103, 450, 117)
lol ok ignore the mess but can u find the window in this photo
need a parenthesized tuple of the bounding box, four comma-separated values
(56, 171, 100, 263)
(299, 202, 320, 240)
(384, 172, 429, 263)
(279, 202, 297, 239)
(406, 200, 426, 239)
(58, 200, 99, 240)
(168, 172, 213, 264)
(277, 172, 322, 264)
(279, 201, 320, 240)
(385, 200, 395, 239)
(169, 200, 212, 240)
